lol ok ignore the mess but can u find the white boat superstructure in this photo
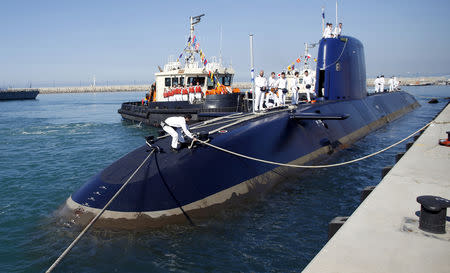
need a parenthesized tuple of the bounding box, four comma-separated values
(154, 15, 235, 102)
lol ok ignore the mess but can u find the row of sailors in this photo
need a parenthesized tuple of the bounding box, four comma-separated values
(163, 83, 203, 103)
(374, 75, 400, 93)
(254, 70, 316, 111)
(323, 22, 342, 39)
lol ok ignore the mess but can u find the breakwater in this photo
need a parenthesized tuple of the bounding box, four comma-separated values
(6, 76, 449, 95)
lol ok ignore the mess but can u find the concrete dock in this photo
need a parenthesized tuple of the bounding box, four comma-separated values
(303, 104, 450, 273)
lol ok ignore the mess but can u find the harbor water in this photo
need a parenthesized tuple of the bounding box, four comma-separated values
(0, 87, 448, 272)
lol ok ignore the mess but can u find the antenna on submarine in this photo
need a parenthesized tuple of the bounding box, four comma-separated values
(335, 0, 338, 27)
(219, 25, 223, 65)
(249, 34, 255, 113)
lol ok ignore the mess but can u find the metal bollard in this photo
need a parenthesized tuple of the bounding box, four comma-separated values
(416, 195, 450, 234)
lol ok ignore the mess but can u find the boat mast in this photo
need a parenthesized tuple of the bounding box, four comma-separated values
(249, 34, 255, 113)
(185, 14, 204, 65)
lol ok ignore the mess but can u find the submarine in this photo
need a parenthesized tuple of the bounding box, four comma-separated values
(59, 36, 419, 228)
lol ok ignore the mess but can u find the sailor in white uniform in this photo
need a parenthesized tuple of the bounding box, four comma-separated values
(254, 70, 268, 111)
(379, 75, 385, 92)
(388, 77, 394, 92)
(161, 114, 195, 151)
(323, 23, 334, 38)
(393, 77, 399, 90)
(276, 72, 288, 106)
(374, 76, 380, 93)
(333, 22, 342, 37)
(265, 89, 277, 108)
(268, 72, 277, 91)
(302, 70, 315, 102)
(291, 71, 300, 105)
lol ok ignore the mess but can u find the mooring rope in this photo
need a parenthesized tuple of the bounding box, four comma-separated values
(192, 121, 433, 169)
(46, 149, 156, 273)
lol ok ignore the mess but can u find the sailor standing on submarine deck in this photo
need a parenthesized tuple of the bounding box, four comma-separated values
(276, 72, 288, 106)
(254, 70, 268, 111)
(374, 76, 380, 93)
(379, 75, 385, 92)
(302, 70, 315, 102)
(161, 114, 195, 151)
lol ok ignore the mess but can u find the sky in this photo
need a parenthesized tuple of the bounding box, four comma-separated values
(1, 0, 450, 87)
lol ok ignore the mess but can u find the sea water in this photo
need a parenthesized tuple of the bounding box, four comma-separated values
(0, 87, 448, 272)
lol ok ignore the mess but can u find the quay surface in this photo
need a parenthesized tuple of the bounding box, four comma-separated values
(303, 103, 450, 273)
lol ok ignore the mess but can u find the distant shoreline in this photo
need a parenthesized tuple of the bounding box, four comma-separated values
(5, 76, 449, 94)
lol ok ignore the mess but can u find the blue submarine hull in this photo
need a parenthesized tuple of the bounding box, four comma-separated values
(59, 36, 420, 227)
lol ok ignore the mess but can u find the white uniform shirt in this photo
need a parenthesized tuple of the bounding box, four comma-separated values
(323, 26, 333, 38)
(333, 26, 342, 37)
(374, 78, 379, 86)
(388, 78, 394, 86)
(303, 74, 315, 86)
(276, 78, 288, 89)
(393, 77, 399, 88)
(164, 116, 194, 139)
(255, 75, 268, 91)
(268, 77, 278, 89)
(380, 77, 385, 85)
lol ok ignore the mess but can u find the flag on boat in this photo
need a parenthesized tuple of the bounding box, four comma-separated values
(296, 58, 301, 63)
(204, 59, 208, 66)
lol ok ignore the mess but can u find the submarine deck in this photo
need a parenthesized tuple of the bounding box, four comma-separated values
(303, 103, 450, 273)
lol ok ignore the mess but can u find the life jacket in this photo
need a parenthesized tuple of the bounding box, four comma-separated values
(182, 88, 188, 95)
(189, 86, 195, 93)
(168, 89, 174, 97)
(195, 86, 202, 93)
(163, 90, 168, 98)
(232, 88, 240, 93)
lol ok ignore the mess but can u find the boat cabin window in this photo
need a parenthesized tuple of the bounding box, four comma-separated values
(207, 77, 216, 90)
(165, 78, 171, 87)
(187, 77, 205, 86)
(171, 77, 179, 86)
(219, 75, 232, 86)
(179, 77, 184, 86)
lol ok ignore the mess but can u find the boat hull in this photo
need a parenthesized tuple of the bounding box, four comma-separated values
(60, 91, 419, 228)
(0, 90, 39, 100)
(118, 93, 250, 127)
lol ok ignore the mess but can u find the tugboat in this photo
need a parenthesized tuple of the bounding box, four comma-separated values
(118, 14, 248, 127)
(59, 34, 420, 228)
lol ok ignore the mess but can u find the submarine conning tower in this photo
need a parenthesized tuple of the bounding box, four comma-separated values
(315, 36, 367, 100)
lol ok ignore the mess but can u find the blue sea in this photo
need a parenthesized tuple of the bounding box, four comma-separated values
(0, 87, 448, 272)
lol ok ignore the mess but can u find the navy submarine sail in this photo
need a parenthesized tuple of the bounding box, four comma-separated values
(60, 36, 419, 228)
